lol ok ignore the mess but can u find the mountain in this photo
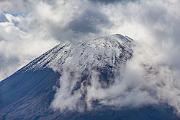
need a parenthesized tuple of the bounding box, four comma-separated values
(0, 34, 179, 120)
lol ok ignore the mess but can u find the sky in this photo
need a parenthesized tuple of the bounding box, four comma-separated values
(1, 0, 180, 112)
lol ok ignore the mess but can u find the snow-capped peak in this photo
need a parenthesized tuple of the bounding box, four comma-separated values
(19, 34, 134, 110)
(22, 34, 134, 73)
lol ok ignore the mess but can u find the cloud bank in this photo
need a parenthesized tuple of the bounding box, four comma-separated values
(1, 0, 180, 114)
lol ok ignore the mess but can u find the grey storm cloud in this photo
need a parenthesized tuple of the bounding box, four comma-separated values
(49, 8, 112, 42)
(67, 9, 111, 34)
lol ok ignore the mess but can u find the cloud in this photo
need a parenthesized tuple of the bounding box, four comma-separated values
(49, 0, 180, 114)
(0, 12, 58, 80)
(67, 9, 111, 34)
(0, 13, 8, 22)
(0, 0, 30, 14)
(0, 53, 20, 79)
(1, 0, 180, 115)
(32, 0, 112, 43)
(91, 0, 137, 4)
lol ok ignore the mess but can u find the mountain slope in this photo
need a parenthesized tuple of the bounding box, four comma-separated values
(0, 34, 179, 120)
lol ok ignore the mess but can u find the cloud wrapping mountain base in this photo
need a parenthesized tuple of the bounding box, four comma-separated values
(0, 34, 180, 120)
(47, 35, 180, 114)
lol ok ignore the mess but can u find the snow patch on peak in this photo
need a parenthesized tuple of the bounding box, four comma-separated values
(22, 34, 134, 72)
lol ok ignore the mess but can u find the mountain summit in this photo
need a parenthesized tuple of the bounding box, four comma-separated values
(0, 34, 179, 120)
(23, 34, 133, 71)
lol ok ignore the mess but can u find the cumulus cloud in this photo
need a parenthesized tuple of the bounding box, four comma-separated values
(1, 0, 180, 114)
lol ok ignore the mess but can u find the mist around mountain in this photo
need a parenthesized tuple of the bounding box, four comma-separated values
(0, 34, 180, 120)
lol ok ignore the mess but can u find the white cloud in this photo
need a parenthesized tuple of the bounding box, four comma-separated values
(1, 0, 180, 114)
(50, 0, 180, 113)
(0, 12, 58, 80)
(0, 0, 112, 80)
